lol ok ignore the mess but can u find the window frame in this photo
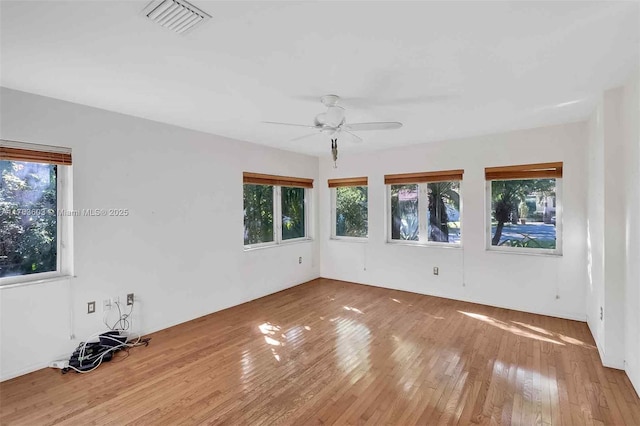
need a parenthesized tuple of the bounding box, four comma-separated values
(277, 185, 310, 244)
(485, 177, 562, 256)
(243, 184, 312, 250)
(386, 180, 463, 247)
(0, 144, 74, 287)
(330, 185, 369, 241)
(242, 184, 277, 249)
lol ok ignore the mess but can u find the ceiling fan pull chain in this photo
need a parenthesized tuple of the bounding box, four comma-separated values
(331, 138, 338, 168)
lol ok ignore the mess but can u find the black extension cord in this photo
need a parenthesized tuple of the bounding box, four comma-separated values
(61, 332, 151, 374)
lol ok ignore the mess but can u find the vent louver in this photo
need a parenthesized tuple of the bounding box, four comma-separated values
(144, 0, 211, 34)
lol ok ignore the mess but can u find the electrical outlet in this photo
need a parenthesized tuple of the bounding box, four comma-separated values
(600, 306, 603, 321)
(433, 267, 439, 276)
(127, 293, 134, 306)
(103, 299, 112, 311)
(87, 301, 96, 314)
(299, 257, 302, 264)
(113, 296, 120, 305)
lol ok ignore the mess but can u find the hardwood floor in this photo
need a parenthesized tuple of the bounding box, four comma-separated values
(1, 278, 639, 425)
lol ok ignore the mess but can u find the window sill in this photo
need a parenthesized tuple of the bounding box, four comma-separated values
(485, 247, 562, 257)
(244, 238, 313, 252)
(330, 237, 368, 243)
(0, 274, 75, 290)
(385, 241, 463, 249)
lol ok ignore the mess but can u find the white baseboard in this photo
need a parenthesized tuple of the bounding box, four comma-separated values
(321, 276, 587, 322)
(0, 353, 70, 382)
(602, 360, 625, 370)
(626, 363, 640, 398)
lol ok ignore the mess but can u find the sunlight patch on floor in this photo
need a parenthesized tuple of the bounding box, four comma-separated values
(343, 306, 364, 314)
(511, 320, 595, 348)
(264, 336, 280, 346)
(458, 311, 565, 345)
(258, 322, 283, 361)
(258, 322, 281, 335)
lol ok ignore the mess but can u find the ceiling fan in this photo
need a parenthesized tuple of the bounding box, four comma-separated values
(263, 94, 402, 167)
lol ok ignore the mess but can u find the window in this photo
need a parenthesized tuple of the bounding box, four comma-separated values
(390, 184, 419, 241)
(485, 162, 562, 254)
(281, 186, 305, 240)
(0, 142, 72, 284)
(243, 172, 312, 248)
(385, 170, 463, 245)
(329, 177, 368, 239)
(427, 181, 461, 243)
(243, 184, 274, 245)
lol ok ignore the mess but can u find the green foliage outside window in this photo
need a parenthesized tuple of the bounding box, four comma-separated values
(390, 184, 419, 241)
(490, 178, 556, 248)
(336, 186, 368, 238)
(281, 187, 305, 240)
(427, 181, 460, 243)
(0, 161, 58, 278)
(243, 184, 274, 245)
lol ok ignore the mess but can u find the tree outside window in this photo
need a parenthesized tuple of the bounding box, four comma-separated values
(281, 187, 305, 240)
(389, 180, 461, 245)
(335, 186, 368, 238)
(0, 161, 58, 278)
(243, 184, 274, 245)
(490, 178, 557, 249)
(427, 181, 460, 243)
(243, 182, 308, 247)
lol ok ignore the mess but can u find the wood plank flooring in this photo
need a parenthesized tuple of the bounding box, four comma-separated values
(1, 278, 639, 425)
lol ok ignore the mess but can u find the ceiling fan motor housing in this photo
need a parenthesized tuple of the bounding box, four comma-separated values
(320, 94, 340, 107)
(315, 105, 345, 128)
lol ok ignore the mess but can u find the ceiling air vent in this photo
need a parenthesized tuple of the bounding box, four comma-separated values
(143, 0, 211, 34)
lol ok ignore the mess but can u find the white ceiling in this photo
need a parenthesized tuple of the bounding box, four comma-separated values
(1, 1, 638, 156)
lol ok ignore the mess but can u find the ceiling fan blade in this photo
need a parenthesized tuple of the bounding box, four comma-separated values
(345, 122, 403, 131)
(262, 121, 318, 129)
(290, 132, 321, 142)
(291, 95, 324, 103)
(343, 131, 363, 143)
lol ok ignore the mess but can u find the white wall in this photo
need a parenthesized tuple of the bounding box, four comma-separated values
(0, 87, 320, 381)
(586, 102, 605, 355)
(319, 122, 588, 321)
(603, 87, 626, 368)
(622, 72, 640, 394)
(585, 71, 640, 381)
